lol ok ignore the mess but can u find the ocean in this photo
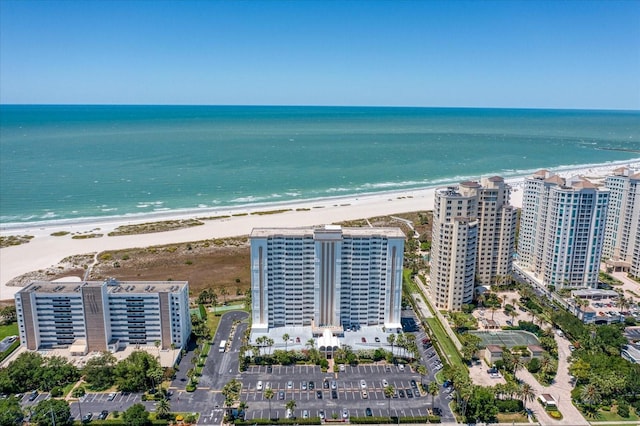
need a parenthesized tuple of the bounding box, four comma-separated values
(1, 105, 639, 226)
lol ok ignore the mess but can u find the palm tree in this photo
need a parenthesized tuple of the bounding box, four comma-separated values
(283, 333, 290, 352)
(416, 365, 427, 387)
(387, 334, 396, 358)
(156, 398, 171, 419)
(428, 382, 439, 408)
(238, 401, 248, 420)
(285, 399, 297, 418)
(581, 383, 601, 406)
(306, 338, 315, 350)
(264, 388, 274, 420)
(266, 338, 274, 355)
(512, 354, 525, 380)
(384, 385, 395, 413)
(519, 382, 535, 410)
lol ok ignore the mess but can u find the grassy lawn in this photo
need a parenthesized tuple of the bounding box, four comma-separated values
(211, 304, 245, 314)
(595, 407, 639, 422)
(403, 269, 420, 294)
(207, 313, 222, 340)
(497, 412, 529, 423)
(426, 317, 465, 371)
(0, 323, 18, 339)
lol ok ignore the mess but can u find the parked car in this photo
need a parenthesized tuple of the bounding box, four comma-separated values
(82, 413, 93, 423)
(365, 408, 373, 417)
(28, 391, 38, 402)
(107, 392, 117, 401)
(98, 410, 108, 420)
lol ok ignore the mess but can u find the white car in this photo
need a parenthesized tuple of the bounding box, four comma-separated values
(382, 379, 389, 387)
(287, 380, 293, 389)
(360, 379, 367, 389)
(256, 381, 263, 391)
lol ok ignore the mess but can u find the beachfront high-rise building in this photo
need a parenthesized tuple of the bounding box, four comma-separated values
(250, 225, 404, 332)
(15, 280, 191, 353)
(518, 170, 609, 289)
(603, 167, 640, 279)
(429, 177, 517, 310)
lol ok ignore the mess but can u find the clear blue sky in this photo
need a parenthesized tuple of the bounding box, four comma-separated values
(1, 0, 639, 109)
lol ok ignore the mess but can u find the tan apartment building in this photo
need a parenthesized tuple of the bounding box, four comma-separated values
(430, 177, 516, 310)
(15, 279, 191, 354)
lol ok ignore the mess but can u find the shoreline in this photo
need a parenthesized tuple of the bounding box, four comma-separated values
(1, 159, 639, 300)
(2, 157, 639, 234)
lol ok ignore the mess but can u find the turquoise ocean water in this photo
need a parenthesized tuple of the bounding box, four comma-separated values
(1, 105, 639, 226)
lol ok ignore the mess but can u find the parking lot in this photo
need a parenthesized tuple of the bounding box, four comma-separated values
(240, 364, 431, 420)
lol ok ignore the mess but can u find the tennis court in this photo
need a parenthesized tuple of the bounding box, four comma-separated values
(468, 330, 540, 348)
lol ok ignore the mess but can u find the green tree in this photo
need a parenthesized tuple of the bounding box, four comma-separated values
(519, 382, 535, 410)
(282, 333, 290, 352)
(387, 334, 396, 359)
(83, 352, 117, 390)
(428, 382, 439, 408)
(580, 383, 601, 406)
(285, 399, 296, 417)
(72, 386, 86, 399)
(122, 403, 150, 426)
(466, 386, 498, 423)
(0, 397, 23, 426)
(6, 351, 44, 392)
(155, 399, 171, 420)
(384, 385, 395, 413)
(416, 364, 427, 387)
(114, 351, 161, 392)
(41, 356, 79, 391)
(264, 388, 274, 420)
(31, 399, 71, 426)
(0, 306, 16, 324)
(569, 358, 591, 384)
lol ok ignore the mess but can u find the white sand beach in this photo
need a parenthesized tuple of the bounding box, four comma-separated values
(1, 160, 638, 300)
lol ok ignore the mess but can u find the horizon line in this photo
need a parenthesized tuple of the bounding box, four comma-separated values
(1, 103, 639, 113)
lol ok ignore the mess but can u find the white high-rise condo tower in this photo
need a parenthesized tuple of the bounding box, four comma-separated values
(603, 167, 640, 279)
(250, 225, 405, 332)
(518, 170, 609, 289)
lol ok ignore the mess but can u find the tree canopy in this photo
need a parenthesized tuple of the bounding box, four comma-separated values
(0, 397, 23, 426)
(123, 403, 150, 426)
(31, 399, 72, 426)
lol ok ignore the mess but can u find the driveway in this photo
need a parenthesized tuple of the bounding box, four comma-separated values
(518, 333, 587, 425)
